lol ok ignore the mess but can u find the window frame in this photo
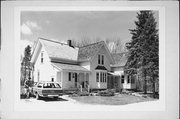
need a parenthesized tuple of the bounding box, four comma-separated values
(98, 55, 101, 64)
(102, 55, 104, 65)
(41, 51, 44, 63)
(96, 72, 99, 82)
(68, 72, 71, 81)
(121, 75, 124, 83)
(100, 72, 102, 82)
(127, 76, 130, 83)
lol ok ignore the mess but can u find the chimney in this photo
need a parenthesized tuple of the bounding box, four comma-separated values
(67, 40, 72, 47)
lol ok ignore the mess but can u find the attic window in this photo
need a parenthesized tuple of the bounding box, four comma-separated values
(98, 55, 101, 64)
(41, 52, 44, 63)
(102, 55, 104, 65)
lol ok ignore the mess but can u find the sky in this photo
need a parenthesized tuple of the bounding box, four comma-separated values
(20, 11, 158, 50)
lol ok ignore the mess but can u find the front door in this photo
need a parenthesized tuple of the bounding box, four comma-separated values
(75, 73, 77, 87)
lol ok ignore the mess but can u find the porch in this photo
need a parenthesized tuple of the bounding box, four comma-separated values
(107, 72, 121, 90)
(52, 63, 90, 92)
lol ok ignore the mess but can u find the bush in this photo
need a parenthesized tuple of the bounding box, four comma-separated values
(78, 91, 89, 96)
(98, 89, 115, 96)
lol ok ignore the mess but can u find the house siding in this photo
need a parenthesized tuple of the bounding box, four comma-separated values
(33, 47, 58, 83)
(111, 67, 136, 89)
(90, 45, 111, 89)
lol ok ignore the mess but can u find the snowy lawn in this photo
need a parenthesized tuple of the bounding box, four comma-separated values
(70, 94, 156, 105)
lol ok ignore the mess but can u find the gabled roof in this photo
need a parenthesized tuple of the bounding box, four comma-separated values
(111, 52, 129, 67)
(31, 38, 114, 64)
(52, 62, 90, 72)
(39, 38, 79, 62)
(78, 41, 104, 62)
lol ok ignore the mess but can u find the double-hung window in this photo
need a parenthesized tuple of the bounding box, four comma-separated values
(96, 72, 99, 82)
(102, 55, 104, 65)
(98, 55, 101, 64)
(41, 52, 44, 63)
(98, 54, 104, 65)
(127, 76, 130, 83)
(100, 72, 102, 82)
(69, 72, 71, 81)
(121, 75, 124, 83)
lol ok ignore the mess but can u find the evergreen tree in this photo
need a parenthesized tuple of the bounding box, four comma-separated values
(21, 45, 32, 86)
(126, 11, 159, 96)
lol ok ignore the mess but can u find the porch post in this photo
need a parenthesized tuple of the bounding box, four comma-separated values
(84, 72, 86, 88)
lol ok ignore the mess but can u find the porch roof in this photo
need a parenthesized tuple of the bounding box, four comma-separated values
(107, 72, 120, 76)
(52, 63, 90, 73)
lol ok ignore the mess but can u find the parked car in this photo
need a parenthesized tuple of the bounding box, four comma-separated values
(32, 81, 63, 100)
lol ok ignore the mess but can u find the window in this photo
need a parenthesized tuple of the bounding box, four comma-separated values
(37, 70, 40, 81)
(37, 83, 43, 88)
(102, 55, 104, 65)
(96, 72, 99, 82)
(127, 76, 130, 83)
(72, 73, 75, 78)
(51, 77, 54, 82)
(41, 52, 44, 63)
(105, 73, 106, 82)
(69, 72, 71, 81)
(98, 55, 101, 64)
(100, 72, 102, 82)
(121, 75, 124, 83)
(102, 73, 104, 82)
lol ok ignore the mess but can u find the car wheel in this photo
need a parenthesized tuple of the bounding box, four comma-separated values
(36, 93, 41, 100)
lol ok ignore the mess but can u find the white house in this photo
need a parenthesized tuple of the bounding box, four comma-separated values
(31, 38, 136, 91)
(110, 52, 136, 90)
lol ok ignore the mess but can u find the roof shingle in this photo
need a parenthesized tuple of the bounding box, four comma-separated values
(39, 38, 79, 61)
(78, 41, 104, 62)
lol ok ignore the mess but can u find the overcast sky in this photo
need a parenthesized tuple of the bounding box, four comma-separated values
(21, 11, 158, 47)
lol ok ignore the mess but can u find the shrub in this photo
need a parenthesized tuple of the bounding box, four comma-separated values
(98, 89, 115, 96)
(78, 91, 89, 96)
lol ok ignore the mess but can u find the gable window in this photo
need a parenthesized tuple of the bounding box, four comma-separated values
(121, 75, 124, 83)
(98, 55, 101, 64)
(96, 72, 99, 82)
(69, 72, 71, 81)
(102, 55, 104, 65)
(41, 52, 44, 63)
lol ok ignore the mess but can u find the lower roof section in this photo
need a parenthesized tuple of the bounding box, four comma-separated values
(52, 62, 90, 73)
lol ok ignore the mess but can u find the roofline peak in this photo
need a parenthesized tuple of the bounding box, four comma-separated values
(79, 40, 105, 48)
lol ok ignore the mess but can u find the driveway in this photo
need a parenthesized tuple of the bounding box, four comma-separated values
(21, 95, 77, 103)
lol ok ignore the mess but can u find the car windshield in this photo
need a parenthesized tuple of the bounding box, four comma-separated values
(43, 83, 61, 88)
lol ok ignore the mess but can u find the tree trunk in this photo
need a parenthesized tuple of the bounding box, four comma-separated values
(144, 69, 147, 94)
